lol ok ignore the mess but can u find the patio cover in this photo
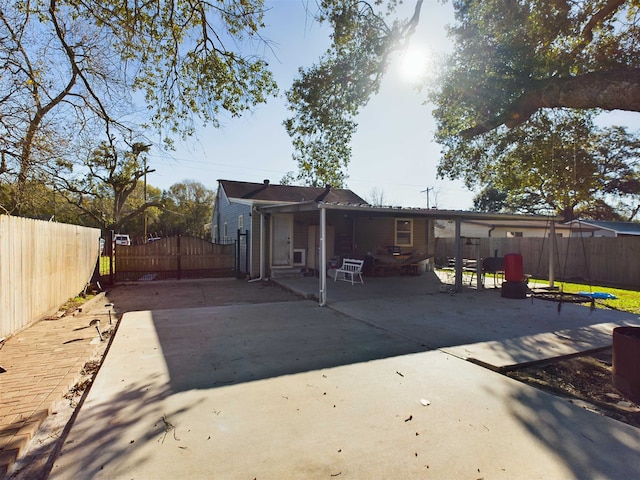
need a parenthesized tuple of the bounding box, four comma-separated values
(255, 201, 561, 306)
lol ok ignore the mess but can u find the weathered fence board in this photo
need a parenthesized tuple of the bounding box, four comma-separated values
(435, 236, 640, 289)
(0, 215, 100, 339)
(113, 236, 235, 281)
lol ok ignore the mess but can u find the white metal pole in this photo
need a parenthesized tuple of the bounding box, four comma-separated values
(549, 220, 556, 288)
(455, 217, 463, 292)
(319, 207, 327, 306)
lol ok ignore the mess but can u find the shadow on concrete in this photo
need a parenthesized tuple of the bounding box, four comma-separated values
(104, 278, 300, 313)
(48, 376, 183, 479)
(47, 276, 640, 479)
(104, 276, 637, 394)
(148, 300, 429, 392)
(502, 381, 640, 478)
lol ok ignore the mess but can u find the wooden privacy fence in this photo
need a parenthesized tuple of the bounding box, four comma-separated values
(112, 236, 235, 282)
(0, 215, 101, 339)
(434, 236, 640, 289)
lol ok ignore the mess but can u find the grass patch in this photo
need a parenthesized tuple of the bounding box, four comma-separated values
(530, 279, 640, 314)
(437, 268, 640, 315)
(99, 255, 114, 275)
(60, 294, 94, 314)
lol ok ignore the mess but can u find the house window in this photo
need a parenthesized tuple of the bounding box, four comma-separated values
(508, 231, 523, 238)
(213, 225, 218, 242)
(238, 214, 243, 230)
(223, 222, 228, 239)
(395, 219, 413, 246)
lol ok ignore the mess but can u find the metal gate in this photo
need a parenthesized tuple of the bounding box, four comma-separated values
(236, 229, 249, 278)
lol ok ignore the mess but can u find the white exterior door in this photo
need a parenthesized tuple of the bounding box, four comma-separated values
(271, 214, 292, 267)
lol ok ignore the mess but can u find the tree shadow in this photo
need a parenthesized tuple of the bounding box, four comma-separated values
(47, 375, 195, 479)
(147, 301, 429, 392)
(501, 380, 640, 478)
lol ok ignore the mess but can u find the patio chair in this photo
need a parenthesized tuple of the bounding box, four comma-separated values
(334, 258, 364, 285)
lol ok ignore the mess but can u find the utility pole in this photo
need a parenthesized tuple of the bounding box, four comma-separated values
(143, 155, 147, 242)
(421, 187, 433, 209)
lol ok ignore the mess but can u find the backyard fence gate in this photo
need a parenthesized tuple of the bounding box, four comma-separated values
(103, 235, 235, 283)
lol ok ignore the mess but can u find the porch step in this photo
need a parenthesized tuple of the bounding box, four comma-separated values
(270, 268, 305, 279)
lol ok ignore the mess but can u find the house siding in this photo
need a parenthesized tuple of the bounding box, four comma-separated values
(353, 217, 433, 257)
(212, 189, 255, 276)
(435, 220, 572, 238)
(215, 201, 251, 243)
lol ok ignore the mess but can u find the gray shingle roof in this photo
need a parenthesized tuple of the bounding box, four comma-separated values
(570, 220, 640, 235)
(218, 179, 367, 205)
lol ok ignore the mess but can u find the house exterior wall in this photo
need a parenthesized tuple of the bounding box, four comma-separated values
(212, 189, 257, 276)
(212, 189, 252, 244)
(583, 229, 616, 238)
(435, 220, 571, 238)
(353, 217, 433, 257)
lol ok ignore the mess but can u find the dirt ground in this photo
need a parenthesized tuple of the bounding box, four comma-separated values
(507, 348, 640, 428)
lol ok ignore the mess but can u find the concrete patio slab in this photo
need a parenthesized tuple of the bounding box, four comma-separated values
(444, 320, 635, 370)
(49, 298, 640, 479)
(276, 273, 639, 362)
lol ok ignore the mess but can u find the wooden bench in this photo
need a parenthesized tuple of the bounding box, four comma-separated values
(334, 258, 364, 285)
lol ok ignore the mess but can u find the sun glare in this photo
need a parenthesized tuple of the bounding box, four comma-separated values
(400, 46, 430, 83)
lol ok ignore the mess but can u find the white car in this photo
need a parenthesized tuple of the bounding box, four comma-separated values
(114, 234, 131, 246)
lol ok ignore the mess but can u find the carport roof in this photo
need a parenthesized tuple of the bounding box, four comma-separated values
(256, 200, 562, 222)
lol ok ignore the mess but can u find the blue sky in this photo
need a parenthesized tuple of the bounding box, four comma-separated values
(144, 0, 638, 211)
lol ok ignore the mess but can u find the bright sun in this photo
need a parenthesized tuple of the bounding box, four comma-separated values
(399, 46, 430, 82)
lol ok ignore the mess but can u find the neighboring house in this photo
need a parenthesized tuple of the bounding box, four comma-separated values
(435, 219, 598, 238)
(565, 220, 640, 237)
(212, 179, 436, 279)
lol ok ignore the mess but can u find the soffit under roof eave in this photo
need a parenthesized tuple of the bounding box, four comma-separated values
(456, 219, 596, 230)
(255, 201, 319, 214)
(257, 201, 563, 222)
(317, 203, 563, 222)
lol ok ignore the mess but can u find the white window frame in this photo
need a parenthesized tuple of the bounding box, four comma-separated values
(395, 218, 413, 247)
(238, 214, 244, 230)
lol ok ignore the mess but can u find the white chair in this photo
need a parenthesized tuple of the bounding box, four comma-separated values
(334, 258, 364, 285)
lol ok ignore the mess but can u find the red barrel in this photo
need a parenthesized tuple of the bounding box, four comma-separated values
(613, 327, 640, 404)
(504, 253, 523, 282)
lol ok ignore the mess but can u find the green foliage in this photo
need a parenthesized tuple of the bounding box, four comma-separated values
(284, 0, 420, 187)
(0, 0, 277, 214)
(452, 109, 640, 219)
(157, 180, 215, 238)
(54, 137, 158, 231)
(432, 0, 640, 140)
(472, 187, 508, 213)
(431, 0, 640, 220)
(530, 279, 640, 315)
